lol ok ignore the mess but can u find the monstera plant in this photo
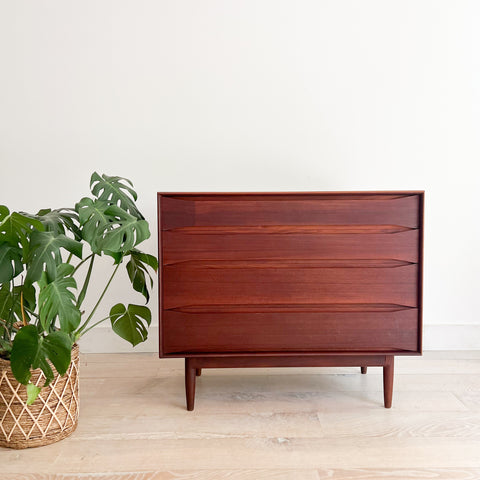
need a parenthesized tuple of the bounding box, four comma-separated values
(0, 173, 157, 405)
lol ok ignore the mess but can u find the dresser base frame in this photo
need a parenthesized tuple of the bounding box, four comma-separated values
(184, 354, 394, 411)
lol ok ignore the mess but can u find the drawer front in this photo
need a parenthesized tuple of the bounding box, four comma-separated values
(163, 263, 419, 309)
(163, 309, 419, 354)
(158, 192, 423, 356)
(163, 230, 419, 264)
(161, 195, 420, 229)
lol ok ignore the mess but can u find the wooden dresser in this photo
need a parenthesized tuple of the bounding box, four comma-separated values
(158, 192, 424, 410)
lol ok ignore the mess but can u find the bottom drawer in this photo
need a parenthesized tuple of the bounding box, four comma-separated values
(162, 308, 419, 354)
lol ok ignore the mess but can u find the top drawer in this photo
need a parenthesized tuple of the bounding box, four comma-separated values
(160, 194, 420, 230)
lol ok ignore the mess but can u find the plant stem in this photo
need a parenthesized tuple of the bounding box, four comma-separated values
(76, 254, 95, 309)
(24, 306, 39, 319)
(72, 253, 94, 275)
(76, 263, 120, 337)
(20, 291, 27, 326)
(76, 315, 111, 337)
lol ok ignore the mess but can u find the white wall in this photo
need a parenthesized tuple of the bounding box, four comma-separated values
(1, 1, 479, 351)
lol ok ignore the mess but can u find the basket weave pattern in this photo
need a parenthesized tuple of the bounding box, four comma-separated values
(0, 344, 79, 449)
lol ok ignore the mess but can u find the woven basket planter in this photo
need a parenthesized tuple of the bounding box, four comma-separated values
(0, 344, 79, 449)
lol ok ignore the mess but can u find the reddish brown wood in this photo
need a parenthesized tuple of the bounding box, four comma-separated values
(172, 225, 413, 234)
(163, 309, 419, 354)
(161, 196, 420, 229)
(163, 264, 418, 309)
(361, 366, 367, 374)
(158, 192, 424, 410)
(185, 358, 196, 411)
(173, 303, 413, 313)
(157, 195, 164, 356)
(196, 368, 202, 376)
(163, 192, 420, 200)
(383, 356, 394, 408)
(163, 230, 419, 264)
(187, 355, 388, 369)
(417, 192, 425, 354)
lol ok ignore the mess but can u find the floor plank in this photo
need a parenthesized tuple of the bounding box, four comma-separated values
(7, 470, 480, 480)
(2, 351, 480, 477)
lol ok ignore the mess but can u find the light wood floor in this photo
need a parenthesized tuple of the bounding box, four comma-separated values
(2, 351, 480, 479)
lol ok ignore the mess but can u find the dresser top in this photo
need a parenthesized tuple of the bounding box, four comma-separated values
(158, 191, 424, 196)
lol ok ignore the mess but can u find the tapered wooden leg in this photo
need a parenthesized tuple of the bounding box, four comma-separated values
(361, 366, 367, 374)
(185, 358, 196, 411)
(196, 368, 202, 376)
(383, 356, 394, 408)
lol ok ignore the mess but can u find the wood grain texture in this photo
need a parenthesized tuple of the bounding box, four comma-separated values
(163, 230, 419, 264)
(160, 195, 420, 229)
(163, 310, 419, 353)
(7, 469, 480, 480)
(3, 437, 480, 472)
(170, 225, 415, 234)
(2, 352, 479, 477)
(171, 303, 415, 313)
(187, 355, 389, 369)
(3, 472, 320, 480)
(163, 264, 418, 309)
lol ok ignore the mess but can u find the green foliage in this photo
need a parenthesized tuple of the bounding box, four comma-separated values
(0, 244, 23, 283)
(26, 208, 82, 241)
(0, 172, 157, 404)
(0, 209, 44, 256)
(38, 264, 81, 333)
(10, 325, 72, 404)
(90, 172, 143, 219)
(25, 231, 83, 285)
(126, 250, 157, 302)
(0, 206, 9, 222)
(26, 383, 42, 406)
(76, 199, 150, 255)
(0, 284, 23, 325)
(110, 303, 151, 346)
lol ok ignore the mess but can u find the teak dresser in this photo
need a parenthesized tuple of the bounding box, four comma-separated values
(158, 192, 424, 410)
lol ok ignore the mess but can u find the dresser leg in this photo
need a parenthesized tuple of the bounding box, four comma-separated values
(196, 368, 202, 376)
(185, 358, 196, 411)
(383, 356, 394, 408)
(361, 366, 367, 374)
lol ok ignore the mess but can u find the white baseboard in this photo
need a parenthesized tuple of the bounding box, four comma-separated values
(77, 324, 480, 353)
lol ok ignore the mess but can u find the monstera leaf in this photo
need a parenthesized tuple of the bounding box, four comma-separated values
(0, 283, 35, 326)
(26, 208, 82, 241)
(10, 325, 72, 403)
(0, 205, 9, 222)
(0, 207, 44, 252)
(25, 230, 83, 285)
(0, 243, 23, 282)
(0, 283, 20, 325)
(126, 249, 158, 302)
(75, 198, 111, 253)
(90, 172, 144, 219)
(38, 263, 81, 333)
(76, 198, 150, 255)
(109, 303, 151, 346)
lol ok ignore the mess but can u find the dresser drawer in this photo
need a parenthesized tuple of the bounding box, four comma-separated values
(162, 307, 419, 354)
(163, 229, 419, 264)
(162, 263, 419, 309)
(161, 195, 420, 229)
